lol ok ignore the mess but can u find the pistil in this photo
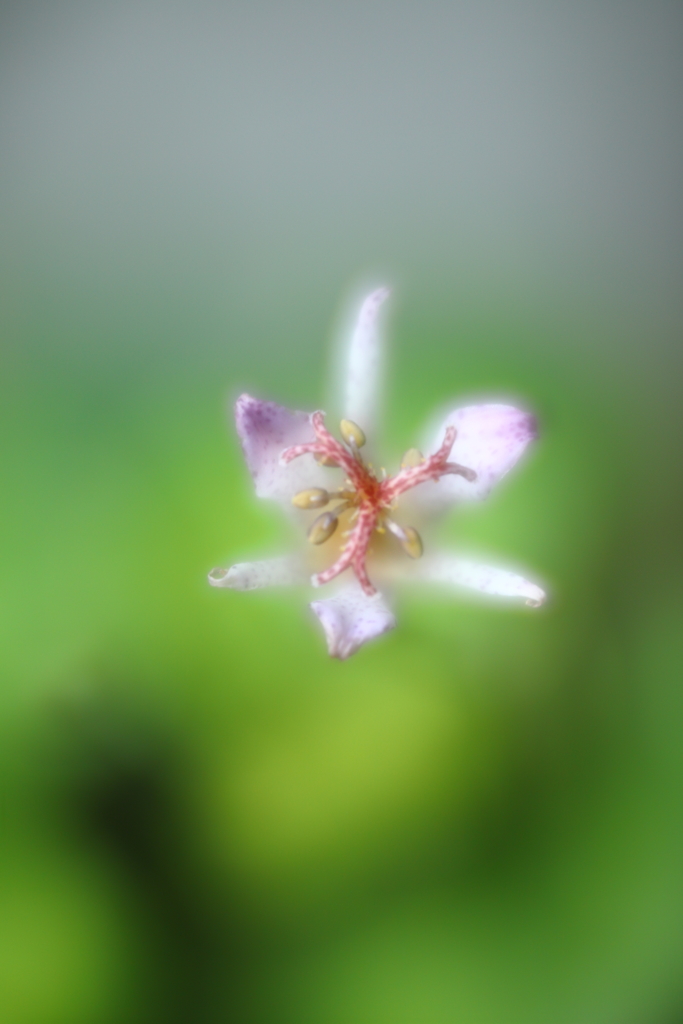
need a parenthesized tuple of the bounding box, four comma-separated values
(281, 412, 476, 596)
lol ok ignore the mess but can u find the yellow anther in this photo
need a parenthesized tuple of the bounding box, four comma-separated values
(307, 511, 338, 545)
(340, 419, 366, 448)
(292, 487, 330, 509)
(384, 516, 423, 558)
(401, 447, 423, 469)
(314, 452, 339, 467)
(401, 526, 423, 559)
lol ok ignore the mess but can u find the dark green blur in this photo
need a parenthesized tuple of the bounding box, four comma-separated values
(1, 3, 682, 1022)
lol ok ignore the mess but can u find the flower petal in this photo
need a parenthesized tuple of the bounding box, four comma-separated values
(343, 288, 390, 438)
(310, 582, 396, 659)
(414, 404, 537, 514)
(235, 393, 333, 505)
(411, 553, 546, 606)
(208, 556, 305, 590)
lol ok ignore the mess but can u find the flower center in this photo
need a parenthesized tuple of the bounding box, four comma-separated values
(280, 413, 476, 596)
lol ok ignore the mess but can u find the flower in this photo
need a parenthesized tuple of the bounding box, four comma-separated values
(209, 288, 546, 659)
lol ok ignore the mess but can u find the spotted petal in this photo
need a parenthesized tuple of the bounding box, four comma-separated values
(411, 553, 546, 606)
(208, 556, 305, 590)
(343, 288, 390, 440)
(235, 394, 334, 506)
(412, 403, 537, 515)
(310, 582, 396, 660)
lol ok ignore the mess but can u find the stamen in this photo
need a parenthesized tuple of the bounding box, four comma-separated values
(384, 518, 424, 559)
(292, 487, 330, 509)
(401, 448, 423, 469)
(340, 419, 366, 448)
(307, 511, 339, 545)
(400, 527, 423, 559)
(314, 452, 339, 467)
(384, 517, 406, 541)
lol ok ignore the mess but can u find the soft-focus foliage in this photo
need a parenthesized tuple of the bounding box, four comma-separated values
(1, 2, 682, 1022)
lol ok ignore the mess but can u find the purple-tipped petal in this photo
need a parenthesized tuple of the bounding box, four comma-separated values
(414, 404, 538, 514)
(413, 553, 546, 607)
(310, 583, 396, 659)
(235, 394, 333, 505)
(344, 288, 390, 437)
(208, 557, 305, 591)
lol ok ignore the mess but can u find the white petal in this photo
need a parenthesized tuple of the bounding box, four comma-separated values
(412, 553, 546, 607)
(208, 557, 305, 591)
(343, 288, 390, 438)
(235, 393, 333, 505)
(310, 582, 396, 659)
(415, 404, 537, 514)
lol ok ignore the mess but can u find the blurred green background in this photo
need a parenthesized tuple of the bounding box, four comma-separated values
(1, 2, 682, 1022)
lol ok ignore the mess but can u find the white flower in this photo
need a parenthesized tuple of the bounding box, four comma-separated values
(209, 288, 546, 659)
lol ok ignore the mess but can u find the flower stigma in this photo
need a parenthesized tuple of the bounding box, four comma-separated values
(284, 413, 477, 596)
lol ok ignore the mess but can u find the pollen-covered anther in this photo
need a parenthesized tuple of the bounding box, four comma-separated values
(340, 419, 366, 448)
(401, 527, 424, 559)
(314, 452, 339, 467)
(400, 448, 424, 469)
(307, 511, 339, 545)
(292, 487, 330, 509)
(385, 518, 424, 559)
